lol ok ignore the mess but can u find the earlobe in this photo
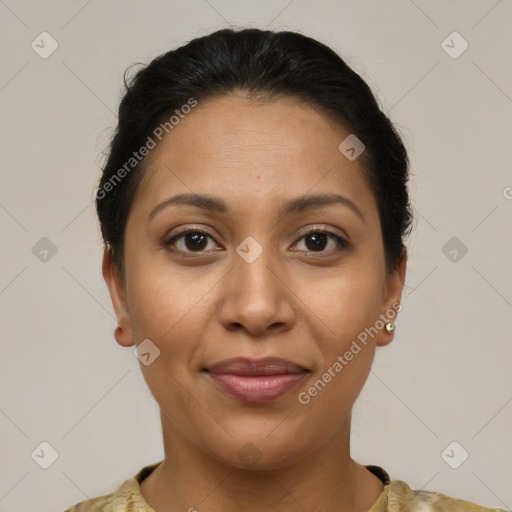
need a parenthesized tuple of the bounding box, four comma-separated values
(376, 247, 407, 348)
(114, 324, 133, 348)
(376, 322, 396, 347)
(102, 248, 134, 347)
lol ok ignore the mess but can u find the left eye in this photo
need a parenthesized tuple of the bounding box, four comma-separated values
(293, 230, 348, 253)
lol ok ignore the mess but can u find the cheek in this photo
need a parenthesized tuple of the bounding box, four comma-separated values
(126, 250, 217, 345)
(125, 262, 211, 426)
(297, 344, 374, 442)
(292, 261, 383, 350)
(290, 259, 383, 409)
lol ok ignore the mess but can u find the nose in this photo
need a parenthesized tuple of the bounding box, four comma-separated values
(216, 243, 297, 338)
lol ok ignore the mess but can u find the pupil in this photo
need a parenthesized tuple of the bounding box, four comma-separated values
(186, 233, 207, 251)
(306, 233, 326, 251)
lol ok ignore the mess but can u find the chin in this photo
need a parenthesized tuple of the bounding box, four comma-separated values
(203, 428, 319, 471)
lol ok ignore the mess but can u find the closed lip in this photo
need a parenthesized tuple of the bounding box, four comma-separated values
(204, 357, 309, 376)
(204, 356, 310, 403)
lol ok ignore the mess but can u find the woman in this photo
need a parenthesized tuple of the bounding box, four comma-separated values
(64, 27, 506, 512)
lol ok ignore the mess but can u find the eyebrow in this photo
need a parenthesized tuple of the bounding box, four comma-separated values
(148, 192, 365, 223)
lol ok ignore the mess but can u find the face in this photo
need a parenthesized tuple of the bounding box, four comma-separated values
(104, 94, 406, 469)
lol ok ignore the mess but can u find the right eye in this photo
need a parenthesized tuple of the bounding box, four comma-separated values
(164, 228, 221, 254)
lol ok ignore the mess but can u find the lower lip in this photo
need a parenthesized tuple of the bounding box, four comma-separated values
(206, 372, 308, 402)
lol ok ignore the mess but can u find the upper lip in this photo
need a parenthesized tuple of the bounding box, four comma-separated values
(205, 357, 309, 376)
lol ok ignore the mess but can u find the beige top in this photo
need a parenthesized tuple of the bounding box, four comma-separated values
(63, 460, 509, 511)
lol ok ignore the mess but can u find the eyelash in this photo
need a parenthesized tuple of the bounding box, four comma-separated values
(163, 226, 350, 257)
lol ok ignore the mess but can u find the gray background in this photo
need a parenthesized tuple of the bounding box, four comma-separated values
(0, 1, 511, 511)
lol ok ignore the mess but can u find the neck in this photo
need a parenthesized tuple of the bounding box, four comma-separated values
(139, 412, 384, 512)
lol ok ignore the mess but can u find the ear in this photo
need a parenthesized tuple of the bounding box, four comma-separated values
(376, 247, 407, 347)
(102, 248, 134, 347)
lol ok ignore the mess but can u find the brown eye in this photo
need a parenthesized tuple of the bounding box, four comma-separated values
(165, 229, 218, 253)
(293, 230, 349, 253)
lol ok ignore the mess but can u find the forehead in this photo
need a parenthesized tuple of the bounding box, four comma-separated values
(131, 94, 377, 221)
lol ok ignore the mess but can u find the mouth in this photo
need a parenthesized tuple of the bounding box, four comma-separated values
(203, 357, 310, 403)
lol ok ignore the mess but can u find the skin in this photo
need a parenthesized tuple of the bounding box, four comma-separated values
(103, 93, 407, 512)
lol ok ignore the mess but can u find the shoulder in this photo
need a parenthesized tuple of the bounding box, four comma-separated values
(61, 479, 140, 512)
(383, 479, 509, 512)
(62, 461, 162, 512)
(62, 477, 146, 512)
